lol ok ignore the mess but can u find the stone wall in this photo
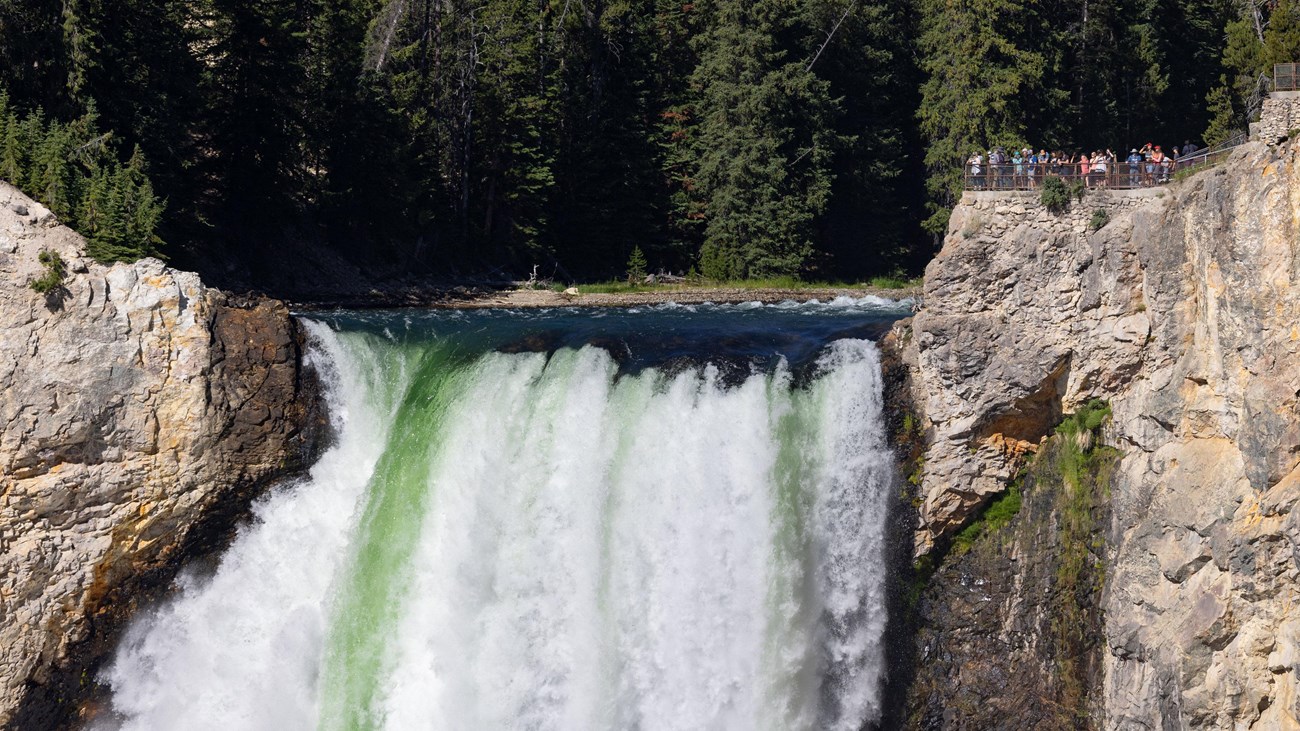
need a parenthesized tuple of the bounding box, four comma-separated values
(901, 140, 1300, 728)
(1255, 91, 1300, 145)
(0, 182, 323, 727)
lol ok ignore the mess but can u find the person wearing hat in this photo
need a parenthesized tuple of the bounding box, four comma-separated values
(1126, 148, 1142, 187)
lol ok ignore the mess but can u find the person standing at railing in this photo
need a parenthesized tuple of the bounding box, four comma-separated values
(1012, 149, 1025, 187)
(1092, 150, 1110, 188)
(1126, 149, 1142, 187)
(968, 151, 983, 189)
(990, 147, 1007, 188)
(1140, 143, 1156, 185)
(1079, 152, 1091, 185)
(1027, 149, 1039, 188)
(1152, 147, 1169, 182)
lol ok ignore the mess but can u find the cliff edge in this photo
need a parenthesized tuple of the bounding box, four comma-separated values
(0, 182, 321, 727)
(900, 141, 1300, 728)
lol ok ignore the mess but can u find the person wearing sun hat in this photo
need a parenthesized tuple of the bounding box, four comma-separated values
(1126, 148, 1142, 186)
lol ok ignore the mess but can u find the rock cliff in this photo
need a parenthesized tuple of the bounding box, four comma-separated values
(899, 141, 1300, 728)
(0, 182, 321, 728)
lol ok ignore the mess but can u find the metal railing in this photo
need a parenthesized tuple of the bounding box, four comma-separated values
(963, 145, 1242, 192)
(1277, 63, 1300, 92)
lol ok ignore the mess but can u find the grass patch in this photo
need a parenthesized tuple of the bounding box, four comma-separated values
(1088, 209, 1110, 231)
(951, 483, 1023, 557)
(867, 275, 922, 289)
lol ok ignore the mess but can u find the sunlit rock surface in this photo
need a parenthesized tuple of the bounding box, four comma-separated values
(0, 182, 319, 727)
(901, 141, 1300, 728)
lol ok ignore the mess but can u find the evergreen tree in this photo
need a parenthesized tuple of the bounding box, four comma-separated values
(470, 0, 561, 261)
(0, 92, 19, 183)
(651, 0, 706, 265)
(806, 0, 924, 276)
(62, 0, 206, 246)
(691, 0, 845, 279)
(547, 0, 675, 278)
(1264, 0, 1300, 67)
(916, 0, 1043, 233)
(202, 0, 310, 239)
(0, 0, 68, 110)
(1206, 0, 1299, 142)
(32, 122, 78, 223)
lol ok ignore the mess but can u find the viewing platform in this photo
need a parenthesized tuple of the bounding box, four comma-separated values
(962, 140, 1241, 193)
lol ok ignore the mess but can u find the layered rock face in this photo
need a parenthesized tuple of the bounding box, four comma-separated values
(0, 182, 319, 727)
(902, 141, 1300, 728)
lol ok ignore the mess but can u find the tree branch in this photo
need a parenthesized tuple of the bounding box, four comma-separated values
(806, 1, 857, 73)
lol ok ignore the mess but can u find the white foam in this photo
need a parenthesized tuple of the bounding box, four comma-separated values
(98, 331, 895, 731)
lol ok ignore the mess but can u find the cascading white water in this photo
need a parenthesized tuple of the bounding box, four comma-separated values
(97, 316, 896, 731)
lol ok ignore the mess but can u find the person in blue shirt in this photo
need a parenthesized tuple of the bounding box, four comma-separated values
(1126, 149, 1143, 187)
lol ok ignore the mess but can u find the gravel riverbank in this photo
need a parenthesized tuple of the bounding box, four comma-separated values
(444, 286, 921, 309)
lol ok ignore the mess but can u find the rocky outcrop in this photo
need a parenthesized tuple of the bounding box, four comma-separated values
(902, 141, 1300, 728)
(0, 182, 321, 727)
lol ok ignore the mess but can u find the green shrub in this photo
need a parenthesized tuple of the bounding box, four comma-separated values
(1070, 180, 1086, 202)
(1040, 176, 1070, 213)
(29, 249, 66, 294)
(1088, 209, 1110, 231)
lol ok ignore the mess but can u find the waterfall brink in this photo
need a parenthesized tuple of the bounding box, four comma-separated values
(99, 319, 896, 731)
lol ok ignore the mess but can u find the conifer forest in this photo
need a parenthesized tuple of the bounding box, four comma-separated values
(1, 0, 1297, 285)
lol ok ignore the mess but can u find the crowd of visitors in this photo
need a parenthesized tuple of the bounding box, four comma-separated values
(966, 141, 1205, 190)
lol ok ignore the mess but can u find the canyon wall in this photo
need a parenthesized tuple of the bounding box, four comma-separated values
(900, 141, 1300, 728)
(0, 182, 321, 728)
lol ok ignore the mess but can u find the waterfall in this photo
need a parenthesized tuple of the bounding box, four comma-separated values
(97, 316, 896, 731)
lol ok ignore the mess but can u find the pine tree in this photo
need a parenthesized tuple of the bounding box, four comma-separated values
(0, 0, 68, 110)
(31, 121, 78, 223)
(650, 0, 705, 266)
(916, 0, 1042, 233)
(1264, 0, 1300, 68)
(805, 0, 924, 276)
(467, 0, 561, 261)
(0, 91, 17, 183)
(690, 0, 844, 279)
(202, 0, 310, 236)
(547, 0, 667, 278)
(1204, 76, 1243, 145)
(118, 145, 163, 258)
